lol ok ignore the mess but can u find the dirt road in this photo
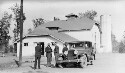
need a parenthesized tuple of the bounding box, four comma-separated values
(1, 53, 125, 73)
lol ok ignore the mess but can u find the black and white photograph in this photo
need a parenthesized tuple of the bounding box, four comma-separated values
(0, 0, 125, 73)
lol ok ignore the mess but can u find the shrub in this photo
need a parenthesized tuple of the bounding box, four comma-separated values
(119, 42, 125, 53)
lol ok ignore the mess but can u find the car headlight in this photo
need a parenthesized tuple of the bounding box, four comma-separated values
(58, 57, 63, 60)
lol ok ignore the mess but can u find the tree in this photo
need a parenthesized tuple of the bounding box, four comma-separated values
(111, 34, 119, 53)
(78, 10, 97, 20)
(119, 41, 125, 53)
(32, 18, 44, 28)
(118, 31, 125, 53)
(10, 3, 26, 42)
(0, 12, 12, 52)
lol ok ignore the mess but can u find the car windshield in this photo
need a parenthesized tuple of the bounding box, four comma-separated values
(69, 41, 92, 49)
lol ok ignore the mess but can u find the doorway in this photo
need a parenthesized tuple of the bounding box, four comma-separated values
(39, 42, 44, 55)
(14, 43, 17, 53)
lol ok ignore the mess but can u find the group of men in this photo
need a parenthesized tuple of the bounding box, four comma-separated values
(34, 43, 68, 69)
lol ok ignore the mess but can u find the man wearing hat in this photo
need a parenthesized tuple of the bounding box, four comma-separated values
(45, 43, 52, 67)
(62, 43, 68, 54)
(34, 43, 41, 69)
(54, 43, 59, 65)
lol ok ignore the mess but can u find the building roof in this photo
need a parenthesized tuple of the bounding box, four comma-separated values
(27, 17, 96, 43)
(29, 28, 79, 43)
(39, 17, 96, 31)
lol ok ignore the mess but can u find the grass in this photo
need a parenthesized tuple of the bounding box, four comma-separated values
(0, 61, 18, 70)
(0, 53, 18, 70)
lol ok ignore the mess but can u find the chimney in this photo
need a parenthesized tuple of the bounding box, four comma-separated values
(65, 13, 78, 19)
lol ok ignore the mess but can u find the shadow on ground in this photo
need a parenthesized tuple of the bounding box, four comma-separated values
(29, 64, 56, 69)
(22, 71, 49, 73)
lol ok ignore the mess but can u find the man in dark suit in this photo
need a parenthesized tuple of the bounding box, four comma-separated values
(54, 43, 59, 65)
(62, 44, 68, 54)
(34, 43, 41, 69)
(45, 43, 52, 67)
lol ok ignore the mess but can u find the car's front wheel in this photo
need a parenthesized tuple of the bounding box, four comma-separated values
(80, 55, 87, 68)
(56, 56, 64, 68)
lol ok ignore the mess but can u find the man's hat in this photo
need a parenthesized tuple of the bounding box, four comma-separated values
(37, 43, 40, 45)
(54, 42, 57, 45)
(63, 43, 68, 46)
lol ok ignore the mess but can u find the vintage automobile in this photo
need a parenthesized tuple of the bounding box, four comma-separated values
(56, 41, 96, 68)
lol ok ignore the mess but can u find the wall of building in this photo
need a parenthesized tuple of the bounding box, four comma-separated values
(64, 30, 93, 42)
(17, 36, 63, 57)
(91, 25, 101, 53)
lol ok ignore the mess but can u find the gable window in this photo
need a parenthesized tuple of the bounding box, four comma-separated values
(46, 27, 60, 30)
(24, 43, 28, 46)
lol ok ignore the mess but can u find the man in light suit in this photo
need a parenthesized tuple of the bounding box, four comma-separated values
(45, 43, 52, 67)
(54, 43, 59, 65)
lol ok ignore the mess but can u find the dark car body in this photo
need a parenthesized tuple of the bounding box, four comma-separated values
(56, 41, 95, 68)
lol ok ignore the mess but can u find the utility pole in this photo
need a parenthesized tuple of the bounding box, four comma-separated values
(19, 0, 23, 67)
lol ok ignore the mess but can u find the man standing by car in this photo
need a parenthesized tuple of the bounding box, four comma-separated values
(45, 43, 52, 67)
(62, 44, 68, 54)
(54, 43, 59, 65)
(62, 43, 68, 60)
(34, 43, 41, 69)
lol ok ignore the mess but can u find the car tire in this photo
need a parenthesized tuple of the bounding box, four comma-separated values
(58, 63, 64, 68)
(89, 55, 95, 65)
(80, 55, 87, 68)
(56, 56, 64, 68)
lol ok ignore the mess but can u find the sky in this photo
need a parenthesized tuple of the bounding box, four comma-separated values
(0, 0, 125, 42)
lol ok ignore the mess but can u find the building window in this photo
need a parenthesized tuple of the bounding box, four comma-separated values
(24, 43, 28, 46)
(46, 27, 60, 30)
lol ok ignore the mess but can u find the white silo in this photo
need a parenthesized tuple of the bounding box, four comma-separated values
(100, 15, 112, 53)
